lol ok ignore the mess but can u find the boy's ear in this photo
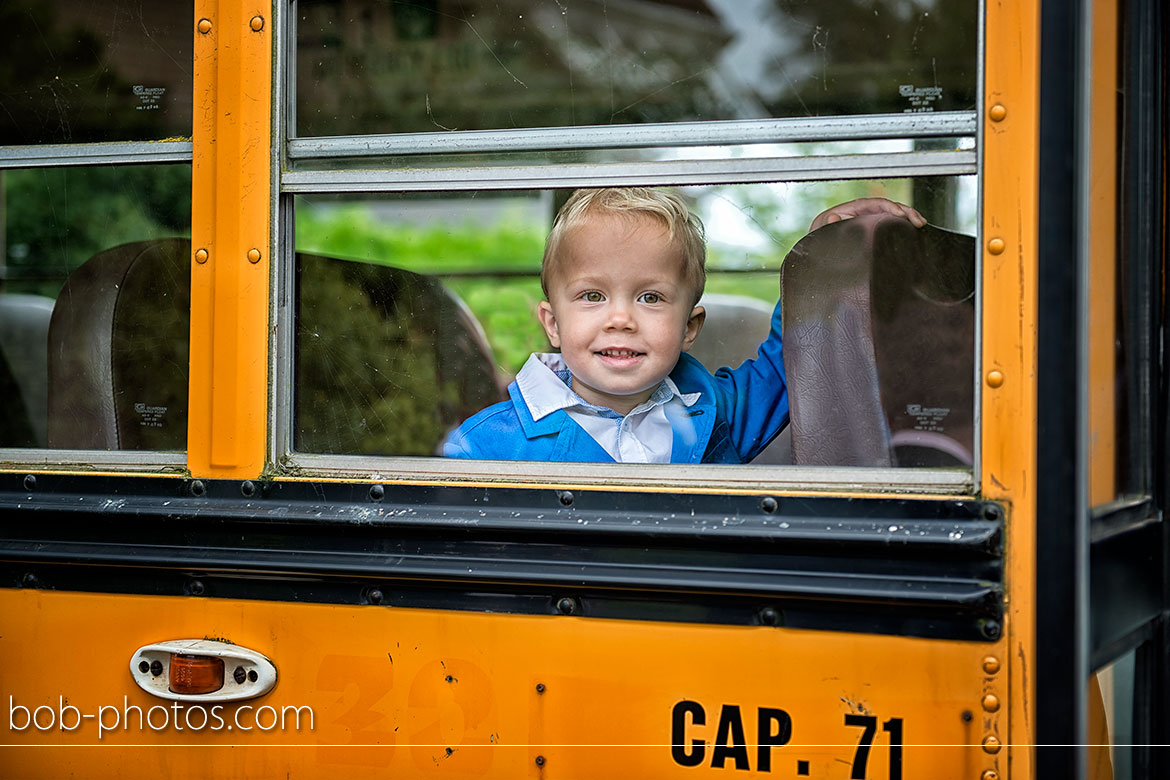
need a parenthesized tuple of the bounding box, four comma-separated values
(537, 301, 561, 349)
(681, 305, 705, 352)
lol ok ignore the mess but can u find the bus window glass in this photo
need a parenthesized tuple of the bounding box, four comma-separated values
(0, 165, 192, 450)
(0, 0, 194, 145)
(291, 176, 976, 463)
(294, 0, 977, 138)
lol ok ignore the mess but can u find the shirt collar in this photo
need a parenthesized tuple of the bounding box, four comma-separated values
(515, 353, 699, 422)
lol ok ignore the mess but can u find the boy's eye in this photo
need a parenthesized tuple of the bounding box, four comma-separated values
(582, 291, 604, 302)
(639, 292, 661, 304)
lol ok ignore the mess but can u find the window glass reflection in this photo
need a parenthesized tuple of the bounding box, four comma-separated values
(295, 0, 977, 137)
(0, 165, 192, 450)
(292, 177, 975, 463)
(0, 0, 193, 144)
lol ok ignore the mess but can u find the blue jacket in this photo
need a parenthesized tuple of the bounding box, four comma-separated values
(444, 308, 788, 464)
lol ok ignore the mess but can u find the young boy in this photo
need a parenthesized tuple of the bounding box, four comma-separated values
(443, 188, 923, 463)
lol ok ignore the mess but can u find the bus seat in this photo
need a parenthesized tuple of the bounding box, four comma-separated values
(46, 238, 503, 455)
(0, 293, 55, 447)
(47, 239, 191, 450)
(294, 252, 506, 456)
(691, 292, 792, 465)
(780, 213, 975, 468)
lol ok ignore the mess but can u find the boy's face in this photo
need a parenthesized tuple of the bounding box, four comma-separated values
(537, 212, 705, 415)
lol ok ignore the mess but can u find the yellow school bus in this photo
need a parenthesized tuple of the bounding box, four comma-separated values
(1, 1, 1166, 778)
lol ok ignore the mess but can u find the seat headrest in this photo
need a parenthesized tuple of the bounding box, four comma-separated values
(48, 239, 191, 450)
(781, 214, 975, 468)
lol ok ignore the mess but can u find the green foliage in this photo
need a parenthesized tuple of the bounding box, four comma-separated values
(704, 273, 781, 306)
(3, 165, 191, 297)
(295, 205, 544, 273)
(297, 205, 548, 376)
(445, 277, 550, 377)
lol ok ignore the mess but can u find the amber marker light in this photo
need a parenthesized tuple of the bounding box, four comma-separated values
(169, 653, 225, 695)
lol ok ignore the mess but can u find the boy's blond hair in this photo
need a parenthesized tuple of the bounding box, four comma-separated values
(541, 188, 707, 305)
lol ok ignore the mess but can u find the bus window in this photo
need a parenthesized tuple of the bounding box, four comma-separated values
(0, 0, 193, 145)
(0, 164, 191, 451)
(286, 176, 976, 471)
(283, 0, 981, 485)
(293, 0, 977, 137)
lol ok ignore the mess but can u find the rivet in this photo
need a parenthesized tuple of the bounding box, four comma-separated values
(250, 15, 265, 32)
(982, 771, 1001, 780)
(760, 496, 778, 514)
(988, 237, 1006, 255)
(150, 659, 164, 677)
(195, 248, 209, 264)
(188, 579, 205, 596)
(139, 660, 151, 674)
(989, 104, 1007, 122)
(234, 666, 247, 685)
(982, 735, 1001, 754)
(240, 480, 256, 498)
(535, 756, 546, 767)
(197, 18, 212, 34)
(536, 683, 546, 694)
(759, 606, 780, 626)
(368, 589, 384, 605)
(557, 490, 574, 507)
(982, 656, 1001, 674)
(986, 370, 1005, 389)
(369, 484, 385, 501)
(982, 694, 1001, 712)
(23, 474, 36, 491)
(247, 248, 261, 263)
(556, 597, 578, 615)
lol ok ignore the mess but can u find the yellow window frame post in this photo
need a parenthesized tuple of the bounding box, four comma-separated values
(189, 2, 274, 479)
(983, 0, 1041, 775)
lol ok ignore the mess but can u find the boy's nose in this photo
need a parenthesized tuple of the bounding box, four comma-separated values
(605, 301, 636, 330)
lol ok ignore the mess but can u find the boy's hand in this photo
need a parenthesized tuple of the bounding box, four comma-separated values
(809, 198, 927, 232)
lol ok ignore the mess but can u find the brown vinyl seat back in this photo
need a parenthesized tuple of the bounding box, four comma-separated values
(780, 214, 976, 468)
(46, 239, 503, 455)
(48, 239, 191, 450)
(0, 293, 55, 447)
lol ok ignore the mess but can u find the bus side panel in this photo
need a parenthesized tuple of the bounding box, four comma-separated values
(1, 589, 1004, 778)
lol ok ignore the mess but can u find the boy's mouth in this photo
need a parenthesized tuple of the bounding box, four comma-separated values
(596, 348, 644, 359)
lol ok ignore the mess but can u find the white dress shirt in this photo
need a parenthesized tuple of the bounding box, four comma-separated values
(513, 353, 701, 463)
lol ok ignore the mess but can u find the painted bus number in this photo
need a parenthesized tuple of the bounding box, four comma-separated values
(845, 714, 903, 780)
(670, 701, 904, 777)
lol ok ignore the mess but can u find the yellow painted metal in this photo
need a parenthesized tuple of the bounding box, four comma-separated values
(187, 1, 273, 480)
(0, 589, 996, 779)
(982, 1, 1041, 776)
(1087, 0, 1120, 506)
